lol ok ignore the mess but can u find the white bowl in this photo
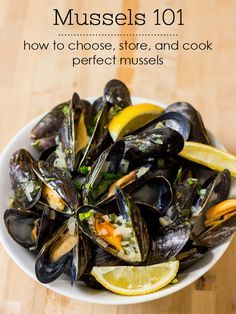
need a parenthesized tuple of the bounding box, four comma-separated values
(0, 97, 233, 305)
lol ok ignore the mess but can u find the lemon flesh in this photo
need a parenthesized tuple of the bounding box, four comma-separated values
(179, 141, 236, 177)
(108, 103, 163, 141)
(91, 261, 179, 296)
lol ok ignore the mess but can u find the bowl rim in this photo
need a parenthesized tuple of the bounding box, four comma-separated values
(0, 96, 233, 305)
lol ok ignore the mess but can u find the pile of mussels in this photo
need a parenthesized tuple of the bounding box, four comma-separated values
(4, 79, 236, 291)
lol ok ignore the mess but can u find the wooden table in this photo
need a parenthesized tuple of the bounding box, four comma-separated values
(1, 0, 236, 313)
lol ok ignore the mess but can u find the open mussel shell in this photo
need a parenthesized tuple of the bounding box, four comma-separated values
(35, 218, 78, 284)
(194, 212, 236, 248)
(71, 92, 93, 127)
(103, 79, 131, 108)
(4, 208, 41, 250)
(131, 176, 173, 215)
(93, 97, 104, 114)
(147, 220, 191, 264)
(97, 164, 151, 206)
(191, 169, 231, 236)
(33, 161, 79, 214)
(58, 93, 90, 172)
(79, 102, 112, 167)
(59, 99, 75, 172)
(70, 231, 91, 285)
(78, 187, 149, 263)
(30, 102, 69, 151)
(176, 242, 208, 271)
(165, 102, 211, 145)
(10, 149, 42, 209)
(165, 178, 199, 221)
(89, 243, 123, 268)
(134, 112, 190, 141)
(124, 127, 184, 161)
(82, 140, 125, 203)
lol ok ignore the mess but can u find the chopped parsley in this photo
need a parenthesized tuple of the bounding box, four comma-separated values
(61, 105, 69, 115)
(79, 166, 91, 175)
(74, 180, 83, 190)
(90, 172, 123, 201)
(79, 210, 94, 221)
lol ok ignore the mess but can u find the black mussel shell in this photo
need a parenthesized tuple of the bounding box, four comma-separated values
(80, 274, 105, 290)
(134, 112, 190, 141)
(78, 187, 149, 263)
(79, 102, 111, 167)
(30, 102, 69, 151)
(192, 169, 231, 236)
(4, 208, 41, 249)
(59, 93, 92, 172)
(177, 242, 208, 271)
(194, 212, 236, 248)
(10, 149, 42, 209)
(147, 220, 191, 264)
(103, 79, 131, 108)
(35, 218, 78, 284)
(33, 161, 79, 214)
(165, 102, 211, 145)
(82, 140, 125, 203)
(70, 231, 91, 285)
(71, 92, 93, 127)
(166, 178, 199, 221)
(124, 127, 184, 161)
(131, 176, 173, 215)
(59, 100, 75, 172)
(93, 97, 104, 114)
(32, 136, 57, 153)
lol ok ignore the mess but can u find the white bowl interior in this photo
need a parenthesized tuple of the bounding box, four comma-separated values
(0, 97, 233, 305)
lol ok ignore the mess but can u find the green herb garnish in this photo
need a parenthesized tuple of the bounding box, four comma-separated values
(61, 105, 69, 115)
(79, 211, 94, 221)
(79, 166, 91, 175)
(90, 172, 123, 201)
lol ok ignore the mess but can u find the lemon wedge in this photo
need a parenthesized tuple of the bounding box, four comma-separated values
(179, 141, 236, 177)
(108, 103, 163, 141)
(91, 261, 179, 296)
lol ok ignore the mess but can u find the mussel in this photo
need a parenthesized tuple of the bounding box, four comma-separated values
(9, 149, 42, 209)
(78, 187, 149, 263)
(165, 102, 211, 145)
(35, 218, 80, 284)
(191, 169, 231, 236)
(82, 140, 125, 204)
(4, 209, 41, 250)
(103, 79, 131, 109)
(124, 127, 184, 161)
(31, 102, 69, 151)
(134, 111, 190, 141)
(33, 161, 79, 214)
(131, 176, 173, 215)
(194, 199, 236, 247)
(147, 219, 191, 264)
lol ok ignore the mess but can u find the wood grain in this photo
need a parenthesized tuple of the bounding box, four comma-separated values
(1, 0, 236, 313)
